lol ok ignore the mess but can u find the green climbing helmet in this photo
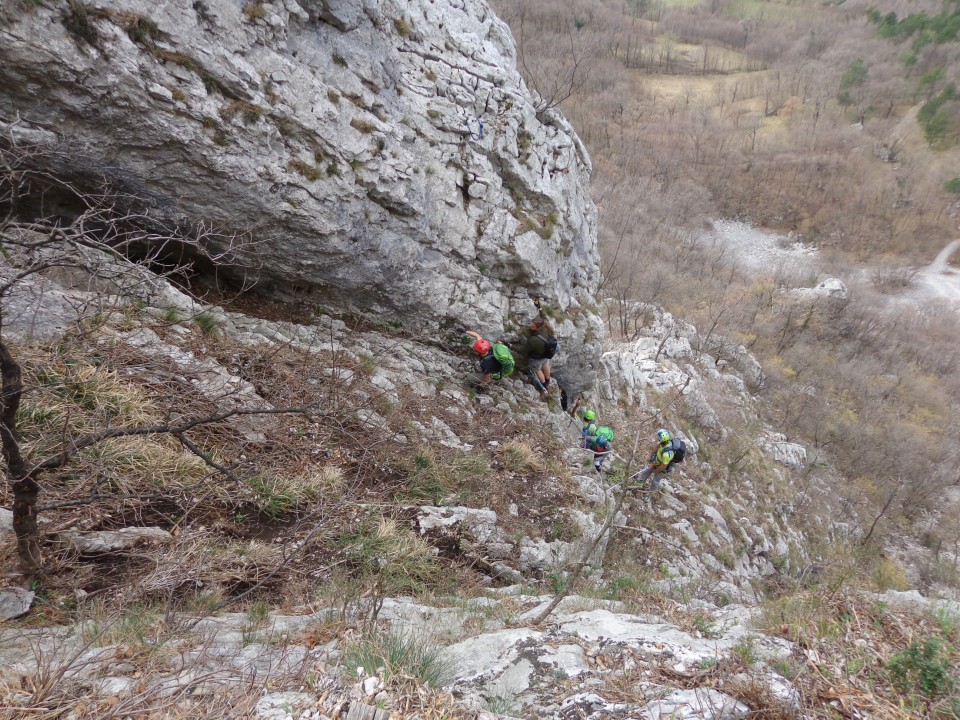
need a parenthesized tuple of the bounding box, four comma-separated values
(657, 428, 671, 444)
(584, 410, 596, 421)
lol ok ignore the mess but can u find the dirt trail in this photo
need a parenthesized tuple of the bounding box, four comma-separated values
(910, 238, 960, 305)
(710, 222, 960, 311)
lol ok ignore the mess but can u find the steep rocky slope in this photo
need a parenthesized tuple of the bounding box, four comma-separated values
(3, 258, 960, 717)
(0, 0, 602, 392)
(6, 1, 960, 718)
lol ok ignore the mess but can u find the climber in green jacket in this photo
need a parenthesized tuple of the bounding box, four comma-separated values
(462, 330, 515, 388)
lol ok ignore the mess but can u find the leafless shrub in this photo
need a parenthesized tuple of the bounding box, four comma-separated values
(511, 9, 599, 116)
(870, 265, 916, 294)
(0, 137, 340, 583)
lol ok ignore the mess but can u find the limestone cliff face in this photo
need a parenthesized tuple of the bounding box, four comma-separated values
(0, 0, 601, 392)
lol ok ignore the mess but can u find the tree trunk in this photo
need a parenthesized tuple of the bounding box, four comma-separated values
(0, 336, 41, 582)
(12, 477, 41, 580)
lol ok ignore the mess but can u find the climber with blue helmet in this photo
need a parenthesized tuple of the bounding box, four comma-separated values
(589, 425, 614, 473)
(630, 428, 680, 492)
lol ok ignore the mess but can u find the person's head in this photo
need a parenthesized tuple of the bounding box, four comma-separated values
(596, 436, 608, 448)
(529, 317, 546, 332)
(657, 428, 671, 445)
(584, 409, 596, 421)
(473, 338, 491, 355)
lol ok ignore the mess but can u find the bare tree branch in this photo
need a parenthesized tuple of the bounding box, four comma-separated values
(31, 404, 326, 475)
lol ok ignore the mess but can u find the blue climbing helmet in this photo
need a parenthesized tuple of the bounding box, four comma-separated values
(657, 428, 671, 444)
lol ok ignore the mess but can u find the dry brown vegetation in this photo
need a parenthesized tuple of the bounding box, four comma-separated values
(0, 327, 576, 615)
(493, 0, 960, 585)
(3, 5, 960, 715)
(495, 0, 960, 257)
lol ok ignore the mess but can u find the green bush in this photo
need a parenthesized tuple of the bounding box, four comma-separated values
(888, 636, 956, 701)
(918, 85, 959, 148)
(840, 59, 868, 90)
(732, 636, 759, 666)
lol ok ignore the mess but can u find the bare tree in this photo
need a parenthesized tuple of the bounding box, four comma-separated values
(0, 139, 316, 583)
(514, 11, 597, 116)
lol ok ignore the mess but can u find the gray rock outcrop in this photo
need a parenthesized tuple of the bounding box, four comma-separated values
(0, 508, 11, 538)
(0, 0, 602, 394)
(0, 593, 799, 719)
(0, 587, 34, 620)
(789, 278, 849, 302)
(57, 527, 174, 553)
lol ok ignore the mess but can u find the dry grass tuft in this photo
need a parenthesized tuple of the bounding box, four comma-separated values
(136, 533, 286, 602)
(72, 435, 210, 494)
(339, 516, 441, 595)
(21, 358, 159, 439)
(722, 677, 801, 719)
(501, 440, 541, 474)
(296, 464, 348, 498)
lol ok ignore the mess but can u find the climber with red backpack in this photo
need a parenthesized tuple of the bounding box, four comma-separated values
(463, 330, 515, 389)
(630, 428, 686, 492)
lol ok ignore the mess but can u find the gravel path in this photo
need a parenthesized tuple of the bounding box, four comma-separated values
(709, 220, 818, 277)
(913, 238, 960, 305)
(709, 220, 960, 311)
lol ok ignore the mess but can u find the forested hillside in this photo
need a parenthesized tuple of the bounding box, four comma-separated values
(493, 0, 960, 591)
(494, 0, 960, 256)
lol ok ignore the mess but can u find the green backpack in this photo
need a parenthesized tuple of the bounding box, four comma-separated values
(596, 426, 614, 444)
(492, 343, 515, 377)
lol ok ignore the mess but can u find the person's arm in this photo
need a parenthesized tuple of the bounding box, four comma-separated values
(464, 330, 482, 342)
(647, 444, 661, 466)
(533, 297, 553, 322)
